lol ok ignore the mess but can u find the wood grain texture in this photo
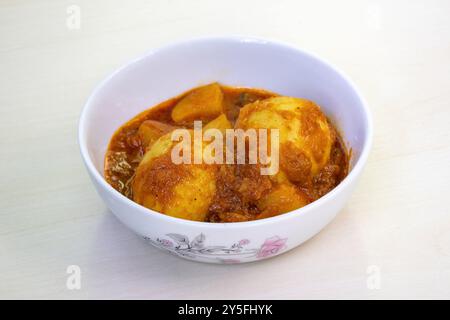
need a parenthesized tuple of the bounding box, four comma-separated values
(1, 0, 449, 299)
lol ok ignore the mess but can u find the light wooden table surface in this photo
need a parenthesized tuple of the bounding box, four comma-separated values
(1, 0, 449, 299)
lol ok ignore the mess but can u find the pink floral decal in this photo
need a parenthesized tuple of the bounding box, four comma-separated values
(159, 239, 173, 247)
(239, 239, 250, 246)
(256, 236, 287, 259)
(144, 234, 287, 262)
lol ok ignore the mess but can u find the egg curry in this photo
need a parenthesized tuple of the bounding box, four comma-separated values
(104, 83, 348, 222)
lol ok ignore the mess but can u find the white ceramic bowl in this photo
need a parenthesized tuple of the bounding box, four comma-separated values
(79, 36, 372, 264)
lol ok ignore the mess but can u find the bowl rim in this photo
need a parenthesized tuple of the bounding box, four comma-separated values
(78, 35, 373, 229)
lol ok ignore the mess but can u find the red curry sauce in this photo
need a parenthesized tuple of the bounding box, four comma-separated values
(104, 85, 348, 222)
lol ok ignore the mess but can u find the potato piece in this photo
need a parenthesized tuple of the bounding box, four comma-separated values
(132, 131, 217, 221)
(236, 97, 334, 180)
(140, 131, 174, 162)
(171, 83, 224, 123)
(138, 120, 177, 149)
(256, 183, 310, 219)
(204, 114, 232, 133)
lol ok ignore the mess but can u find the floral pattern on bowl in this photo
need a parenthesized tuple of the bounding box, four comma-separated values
(144, 233, 287, 263)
